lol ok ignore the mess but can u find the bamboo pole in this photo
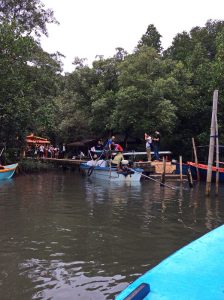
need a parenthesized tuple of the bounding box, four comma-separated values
(160, 156, 166, 185)
(109, 159, 112, 178)
(179, 155, 183, 181)
(215, 113, 219, 195)
(187, 168, 193, 188)
(205, 90, 218, 196)
(192, 137, 200, 181)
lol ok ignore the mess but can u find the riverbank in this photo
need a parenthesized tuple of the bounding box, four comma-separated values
(18, 158, 56, 173)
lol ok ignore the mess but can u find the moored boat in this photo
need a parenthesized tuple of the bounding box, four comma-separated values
(80, 160, 143, 182)
(188, 161, 224, 182)
(0, 163, 18, 180)
(175, 161, 224, 183)
(116, 225, 224, 299)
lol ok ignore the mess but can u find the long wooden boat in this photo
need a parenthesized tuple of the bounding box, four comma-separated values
(80, 162, 143, 182)
(0, 163, 18, 180)
(116, 225, 224, 300)
(188, 161, 224, 182)
(175, 161, 224, 182)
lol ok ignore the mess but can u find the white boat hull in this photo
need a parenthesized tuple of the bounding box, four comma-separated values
(80, 163, 143, 182)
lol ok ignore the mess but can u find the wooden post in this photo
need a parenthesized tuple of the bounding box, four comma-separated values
(160, 156, 166, 185)
(192, 137, 200, 181)
(179, 155, 183, 181)
(215, 113, 219, 195)
(206, 90, 218, 196)
(109, 159, 112, 178)
(187, 168, 193, 188)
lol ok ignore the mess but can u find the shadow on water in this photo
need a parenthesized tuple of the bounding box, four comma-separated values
(0, 172, 224, 299)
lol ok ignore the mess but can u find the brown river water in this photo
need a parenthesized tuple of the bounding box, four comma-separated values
(0, 170, 224, 299)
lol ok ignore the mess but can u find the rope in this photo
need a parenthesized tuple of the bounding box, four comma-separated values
(87, 149, 107, 176)
(88, 150, 93, 160)
(0, 148, 4, 157)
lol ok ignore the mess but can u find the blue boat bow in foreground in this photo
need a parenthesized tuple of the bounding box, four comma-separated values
(0, 163, 18, 180)
(116, 225, 224, 300)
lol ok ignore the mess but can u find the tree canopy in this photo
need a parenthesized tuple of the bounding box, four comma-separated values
(1, 1, 224, 160)
(0, 0, 61, 148)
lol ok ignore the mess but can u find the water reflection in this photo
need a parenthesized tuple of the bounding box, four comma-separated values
(0, 172, 224, 299)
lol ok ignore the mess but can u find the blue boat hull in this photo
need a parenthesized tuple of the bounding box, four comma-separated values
(0, 163, 18, 180)
(116, 225, 224, 299)
(189, 163, 224, 182)
(174, 162, 189, 175)
(175, 162, 224, 182)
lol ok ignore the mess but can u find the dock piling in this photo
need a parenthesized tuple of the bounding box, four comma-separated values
(192, 138, 200, 181)
(160, 157, 166, 185)
(206, 90, 218, 196)
(179, 156, 183, 182)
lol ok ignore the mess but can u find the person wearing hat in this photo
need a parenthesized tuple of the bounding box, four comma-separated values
(111, 148, 124, 167)
(153, 131, 161, 161)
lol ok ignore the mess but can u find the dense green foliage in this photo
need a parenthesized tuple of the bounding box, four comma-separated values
(1, 0, 224, 159)
(0, 0, 62, 149)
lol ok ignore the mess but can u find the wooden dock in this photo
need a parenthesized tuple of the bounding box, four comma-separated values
(41, 157, 87, 166)
(40, 158, 187, 180)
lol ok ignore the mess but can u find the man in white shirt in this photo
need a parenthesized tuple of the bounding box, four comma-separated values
(145, 133, 152, 162)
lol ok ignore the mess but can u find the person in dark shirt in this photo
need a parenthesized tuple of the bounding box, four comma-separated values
(153, 131, 160, 161)
(95, 139, 104, 151)
(90, 139, 104, 158)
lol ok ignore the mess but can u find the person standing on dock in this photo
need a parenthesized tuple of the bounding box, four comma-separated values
(61, 143, 66, 158)
(145, 133, 152, 162)
(153, 131, 161, 161)
(39, 144, 44, 158)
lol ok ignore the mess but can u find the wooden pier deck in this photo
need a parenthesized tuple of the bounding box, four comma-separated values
(41, 157, 87, 166)
(40, 158, 187, 180)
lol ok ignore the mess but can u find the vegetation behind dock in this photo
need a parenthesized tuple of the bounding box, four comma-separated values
(1, 1, 224, 161)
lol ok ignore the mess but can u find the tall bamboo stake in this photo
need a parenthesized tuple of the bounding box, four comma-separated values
(192, 137, 200, 181)
(160, 156, 166, 185)
(215, 113, 219, 195)
(205, 90, 218, 196)
(179, 155, 183, 182)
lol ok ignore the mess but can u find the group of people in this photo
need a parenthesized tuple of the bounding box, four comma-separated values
(90, 136, 125, 168)
(145, 131, 161, 162)
(26, 132, 160, 164)
(91, 137, 123, 156)
(90, 132, 161, 166)
(26, 143, 66, 159)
